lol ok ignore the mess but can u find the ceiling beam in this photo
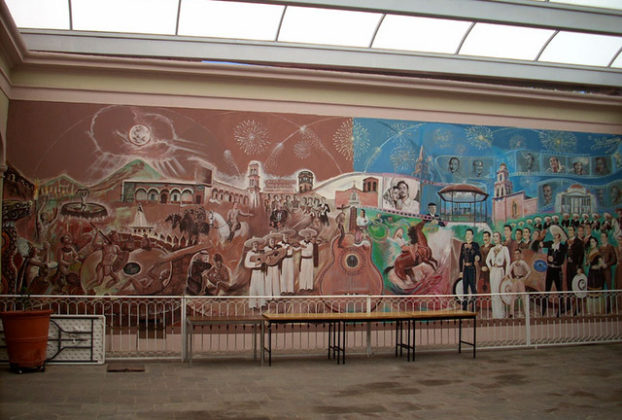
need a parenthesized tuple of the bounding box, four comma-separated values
(20, 30, 622, 88)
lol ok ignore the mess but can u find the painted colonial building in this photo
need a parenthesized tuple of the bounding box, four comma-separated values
(557, 184, 596, 216)
(493, 164, 538, 223)
(122, 180, 209, 205)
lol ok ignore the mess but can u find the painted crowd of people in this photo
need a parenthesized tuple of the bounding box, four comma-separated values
(459, 209, 622, 319)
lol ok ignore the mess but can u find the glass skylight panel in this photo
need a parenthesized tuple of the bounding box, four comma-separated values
(549, 0, 622, 11)
(460, 23, 555, 60)
(72, 0, 178, 35)
(5, 0, 70, 30)
(372, 15, 472, 54)
(178, 0, 284, 40)
(539, 31, 622, 66)
(278, 7, 382, 48)
(611, 51, 622, 68)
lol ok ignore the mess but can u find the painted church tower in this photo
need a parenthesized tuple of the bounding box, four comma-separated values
(247, 161, 261, 208)
(413, 145, 430, 180)
(494, 163, 513, 198)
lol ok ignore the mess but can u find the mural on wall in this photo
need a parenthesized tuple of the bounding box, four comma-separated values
(2, 101, 621, 317)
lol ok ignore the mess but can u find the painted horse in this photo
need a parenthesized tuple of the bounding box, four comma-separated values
(206, 210, 249, 244)
(165, 209, 210, 245)
(384, 220, 438, 282)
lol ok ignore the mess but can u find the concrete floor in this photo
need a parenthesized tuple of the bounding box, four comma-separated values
(1, 344, 621, 419)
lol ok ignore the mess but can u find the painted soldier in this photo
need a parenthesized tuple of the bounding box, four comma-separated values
(459, 228, 480, 310)
(479, 231, 493, 293)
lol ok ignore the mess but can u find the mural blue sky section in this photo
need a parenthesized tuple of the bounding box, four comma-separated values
(353, 118, 622, 217)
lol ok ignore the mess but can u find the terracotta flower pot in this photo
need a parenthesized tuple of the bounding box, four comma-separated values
(0, 309, 52, 373)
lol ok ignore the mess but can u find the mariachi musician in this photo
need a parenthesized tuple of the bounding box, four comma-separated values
(244, 237, 266, 310)
(298, 228, 318, 291)
(263, 232, 287, 299)
(278, 230, 300, 295)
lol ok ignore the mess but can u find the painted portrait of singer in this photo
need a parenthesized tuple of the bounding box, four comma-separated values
(382, 177, 421, 214)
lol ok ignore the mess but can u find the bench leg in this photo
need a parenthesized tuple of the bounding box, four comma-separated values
(341, 321, 346, 365)
(188, 323, 193, 365)
(459, 319, 462, 354)
(473, 318, 477, 359)
(328, 322, 332, 360)
(411, 320, 416, 362)
(261, 321, 265, 366)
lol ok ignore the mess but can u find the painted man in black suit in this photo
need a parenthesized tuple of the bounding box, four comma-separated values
(565, 225, 584, 292)
(540, 225, 568, 316)
(459, 228, 480, 310)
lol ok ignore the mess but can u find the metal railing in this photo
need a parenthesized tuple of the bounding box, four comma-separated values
(1, 291, 620, 361)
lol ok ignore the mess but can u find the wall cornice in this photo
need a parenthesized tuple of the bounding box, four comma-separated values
(0, 1, 620, 132)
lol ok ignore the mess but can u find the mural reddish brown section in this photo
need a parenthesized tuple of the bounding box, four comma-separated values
(6, 102, 349, 183)
(3, 101, 358, 303)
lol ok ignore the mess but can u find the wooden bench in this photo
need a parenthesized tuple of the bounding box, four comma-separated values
(185, 316, 263, 365)
(262, 310, 476, 365)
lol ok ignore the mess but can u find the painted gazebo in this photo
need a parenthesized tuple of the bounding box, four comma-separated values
(438, 184, 489, 224)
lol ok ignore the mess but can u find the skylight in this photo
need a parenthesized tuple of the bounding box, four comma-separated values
(549, 0, 622, 10)
(178, 0, 284, 41)
(459, 23, 555, 61)
(278, 7, 382, 48)
(539, 31, 622, 66)
(71, 0, 178, 35)
(5, 0, 69, 30)
(372, 15, 472, 54)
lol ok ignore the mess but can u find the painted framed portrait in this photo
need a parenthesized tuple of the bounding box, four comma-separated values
(569, 157, 589, 176)
(609, 183, 622, 206)
(539, 182, 556, 207)
(544, 155, 566, 174)
(517, 151, 539, 173)
(382, 177, 420, 214)
(592, 156, 611, 176)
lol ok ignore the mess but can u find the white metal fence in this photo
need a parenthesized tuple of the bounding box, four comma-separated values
(1, 291, 621, 361)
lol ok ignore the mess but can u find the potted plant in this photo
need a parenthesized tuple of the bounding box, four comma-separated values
(1, 285, 53, 373)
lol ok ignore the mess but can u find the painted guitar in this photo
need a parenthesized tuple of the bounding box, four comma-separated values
(317, 206, 383, 297)
(250, 247, 288, 266)
(82, 243, 209, 294)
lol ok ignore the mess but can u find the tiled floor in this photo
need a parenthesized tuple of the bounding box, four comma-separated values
(1, 343, 621, 419)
